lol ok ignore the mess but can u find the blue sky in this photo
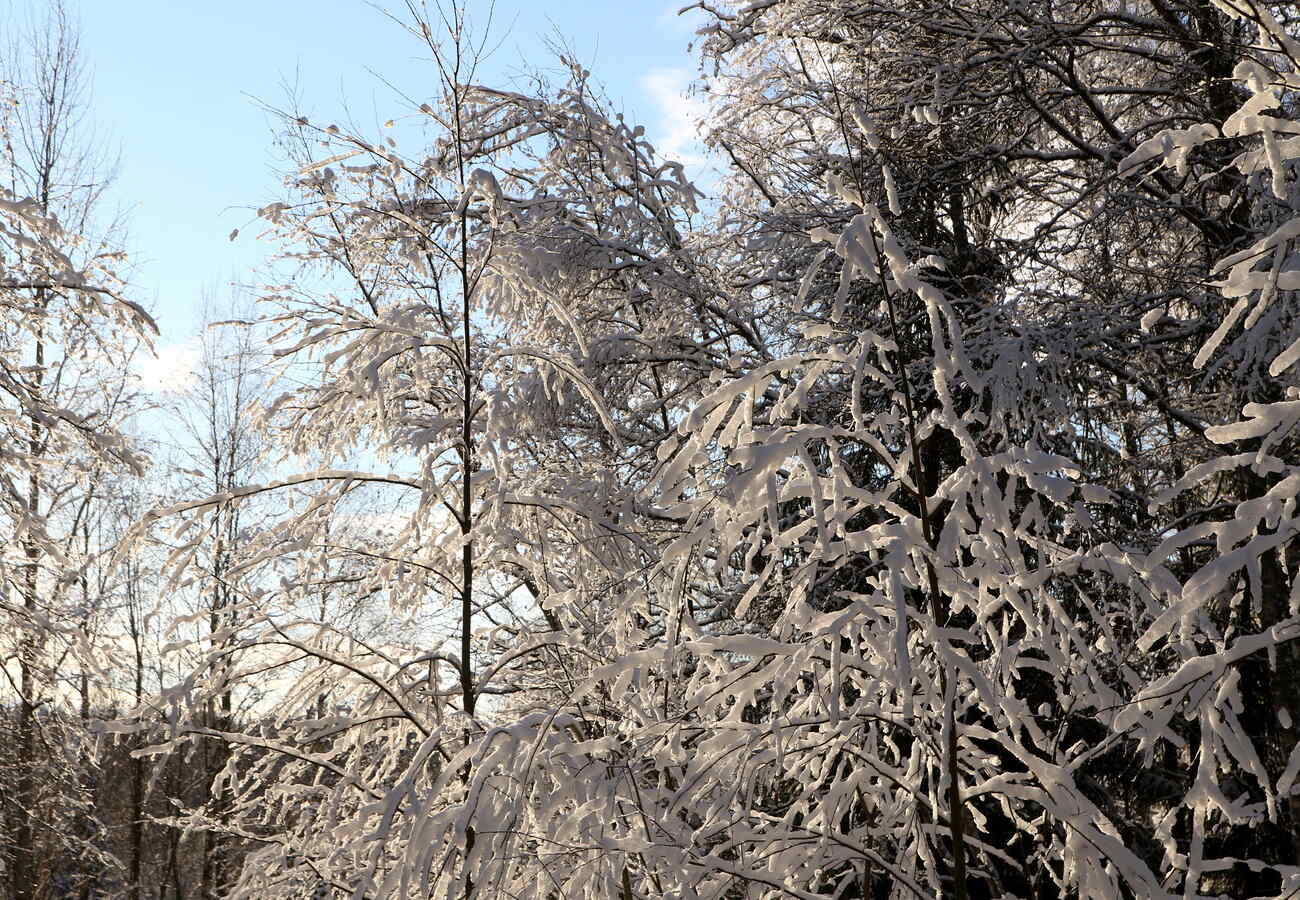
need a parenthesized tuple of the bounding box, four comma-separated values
(72, 0, 709, 387)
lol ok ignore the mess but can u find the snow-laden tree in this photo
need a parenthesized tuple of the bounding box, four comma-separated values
(0, 24, 156, 896)
(579, 0, 1300, 895)
(0, 9, 159, 899)
(0, 198, 150, 900)
(119, 5, 720, 897)
(415, 0, 1300, 896)
(128, 0, 1300, 898)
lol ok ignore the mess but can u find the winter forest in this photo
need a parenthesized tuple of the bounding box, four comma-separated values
(5, 0, 1300, 897)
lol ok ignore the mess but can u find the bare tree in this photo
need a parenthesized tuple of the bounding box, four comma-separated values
(168, 288, 271, 899)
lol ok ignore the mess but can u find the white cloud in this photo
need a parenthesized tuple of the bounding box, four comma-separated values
(134, 338, 202, 394)
(639, 67, 710, 169)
